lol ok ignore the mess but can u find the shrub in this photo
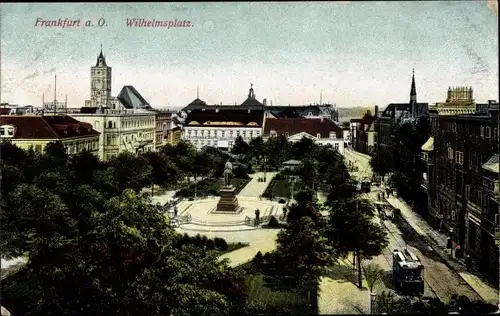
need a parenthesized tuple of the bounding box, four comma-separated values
(206, 239, 216, 250)
(214, 237, 228, 251)
(268, 216, 279, 228)
(193, 234, 203, 246)
(274, 173, 285, 180)
(201, 235, 209, 247)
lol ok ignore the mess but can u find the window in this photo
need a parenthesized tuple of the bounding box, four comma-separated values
(478, 190, 483, 207)
(106, 135, 111, 145)
(108, 121, 112, 128)
(330, 131, 335, 139)
(455, 151, 463, 165)
(95, 121, 100, 129)
(485, 126, 491, 138)
(451, 123, 456, 132)
(480, 126, 484, 137)
(334, 143, 339, 151)
(448, 147, 453, 159)
(317, 133, 321, 139)
(465, 184, 471, 200)
(270, 130, 277, 137)
(451, 210, 456, 221)
(285, 132, 289, 138)
(113, 121, 116, 128)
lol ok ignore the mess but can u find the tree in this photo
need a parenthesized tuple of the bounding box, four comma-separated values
(232, 135, 249, 155)
(144, 151, 181, 194)
(110, 152, 153, 192)
(369, 148, 392, 182)
(271, 217, 336, 309)
(362, 262, 384, 293)
(324, 198, 388, 288)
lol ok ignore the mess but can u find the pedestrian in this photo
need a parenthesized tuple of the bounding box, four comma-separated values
(174, 206, 178, 218)
(255, 209, 260, 224)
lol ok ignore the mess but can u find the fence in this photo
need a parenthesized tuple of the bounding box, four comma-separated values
(244, 215, 276, 227)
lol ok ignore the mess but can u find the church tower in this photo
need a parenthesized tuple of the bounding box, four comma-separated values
(410, 68, 417, 118)
(89, 44, 112, 108)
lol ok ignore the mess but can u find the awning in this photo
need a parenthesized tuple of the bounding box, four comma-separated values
(482, 154, 499, 174)
(421, 137, 434, 151)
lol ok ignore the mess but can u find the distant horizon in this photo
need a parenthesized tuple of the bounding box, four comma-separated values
(1, 2, 498, 107)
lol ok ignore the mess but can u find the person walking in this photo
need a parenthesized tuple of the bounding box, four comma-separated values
(255, 209, 260, 224)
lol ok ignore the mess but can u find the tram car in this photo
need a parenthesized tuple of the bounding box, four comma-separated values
(392, 248, 424, 295)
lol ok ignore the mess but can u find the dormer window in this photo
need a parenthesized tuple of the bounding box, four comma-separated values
(270, 130, 277, 137)
(285, 132, 289, 138)
(0, 125, 15, 138)
(317, 133, 321, 139)
(329, 131, 335, 139)
(308, 112, 313, 116)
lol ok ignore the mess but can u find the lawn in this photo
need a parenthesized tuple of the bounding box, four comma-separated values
(262, 179, 291, 199)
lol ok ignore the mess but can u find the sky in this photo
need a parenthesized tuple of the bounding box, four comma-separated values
(0, 1, 498, 108)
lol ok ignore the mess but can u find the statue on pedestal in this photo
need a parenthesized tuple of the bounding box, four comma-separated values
(223, 160, 233, 188)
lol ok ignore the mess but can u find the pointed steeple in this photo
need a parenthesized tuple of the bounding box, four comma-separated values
(96, 44, 107, 67)
(410, 68, 417, 101)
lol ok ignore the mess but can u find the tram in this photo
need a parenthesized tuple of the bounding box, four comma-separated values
(392, 248, 425, 295)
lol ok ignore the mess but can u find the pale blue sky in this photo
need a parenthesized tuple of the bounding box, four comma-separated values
(0, 2, 498, 108)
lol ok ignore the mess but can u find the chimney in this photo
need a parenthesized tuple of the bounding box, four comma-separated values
(320, 116, 323, 122)
(263, 98, 267, 106)
(375, 105, 379, 117)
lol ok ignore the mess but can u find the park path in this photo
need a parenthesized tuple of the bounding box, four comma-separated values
(238, 172, 278, 198)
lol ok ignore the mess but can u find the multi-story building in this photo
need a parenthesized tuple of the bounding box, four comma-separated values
(421, 87, 499, 282)
(70, 108, 155, 160)
(262, 117, 345, 155)
(351, 110, 376, 155)
(0, 115, 100, 155)
(182, 108, 264, 151)
(375, 70, 429, 152)
(153, 110, 173, 150)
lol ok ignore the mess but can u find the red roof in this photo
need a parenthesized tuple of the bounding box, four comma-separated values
(0, 115, 100, 139)
(264, 117, 343, 138)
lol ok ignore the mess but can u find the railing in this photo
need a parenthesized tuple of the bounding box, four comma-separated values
(177, 214, 192, 224)
(244, 215, 275, 227)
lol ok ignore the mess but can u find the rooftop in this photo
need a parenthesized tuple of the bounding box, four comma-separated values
(184, 109, 264, 127)
(0, 115, 100, 139)
(117, 85, 153, 110)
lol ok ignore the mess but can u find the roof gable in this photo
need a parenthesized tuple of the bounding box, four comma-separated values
(117, 86, 152, 110)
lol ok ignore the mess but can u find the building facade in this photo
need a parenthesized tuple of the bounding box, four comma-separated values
(352, 110, 376, 155)
(263, 117, 345, 155)
(421, 89, 499, 282)
(182, 108, 264, 151)
(70, 108, 155, 160)
(153, 110, 173, 150)
(0, 115, 100, 155)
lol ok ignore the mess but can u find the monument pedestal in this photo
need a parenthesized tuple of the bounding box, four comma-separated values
(215, 186, 241, 213)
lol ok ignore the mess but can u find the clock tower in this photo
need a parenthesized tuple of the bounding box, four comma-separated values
(90, 45, 112, 108)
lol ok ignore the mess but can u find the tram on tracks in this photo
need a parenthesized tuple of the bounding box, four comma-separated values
(392, 248, 425, 295)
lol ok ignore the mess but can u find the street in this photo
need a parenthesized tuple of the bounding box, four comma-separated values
(345, 148, 482, 303)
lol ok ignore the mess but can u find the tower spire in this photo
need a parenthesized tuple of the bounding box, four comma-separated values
(197, 86, 199, 99)
(410, 68, 417, 118)
(410, 68, 416, 101)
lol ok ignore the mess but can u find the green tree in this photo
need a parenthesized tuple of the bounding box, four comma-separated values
(324, 198, 388, 288)
(362, 262, 384, 293)
(110, 152, 153, 192)
(270, 217, 335, 310)
(232, 135, 250, 155)
(369, 148, 392, 182)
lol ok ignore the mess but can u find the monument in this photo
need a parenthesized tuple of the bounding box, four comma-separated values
(216, 160, 241, 213)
